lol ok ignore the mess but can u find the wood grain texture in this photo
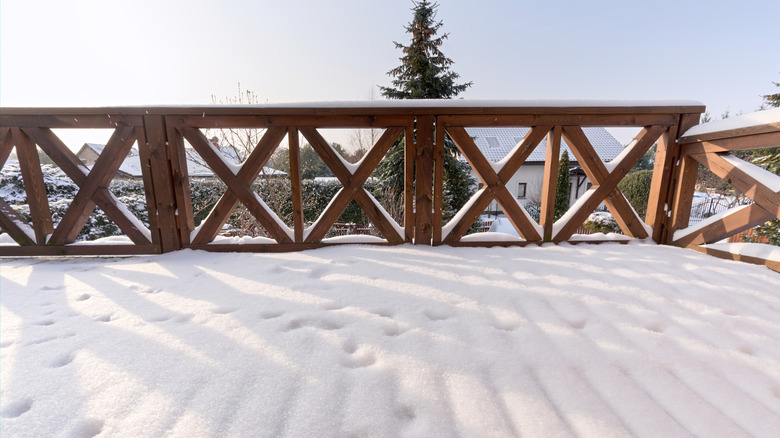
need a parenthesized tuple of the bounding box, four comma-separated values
(673, 203, 774, 247)
(540, 127, 561, 241)
(12, 128, 54, 244)
(23, 127, 152, 245)
(182, 126, 292, 243)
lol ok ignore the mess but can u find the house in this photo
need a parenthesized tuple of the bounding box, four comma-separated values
(76, 142, 286, 179)
(463, 127, 624, 211)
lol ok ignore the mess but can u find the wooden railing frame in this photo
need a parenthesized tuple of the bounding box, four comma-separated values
(0, 103, 717, 257)
(669, 119, 780, 272)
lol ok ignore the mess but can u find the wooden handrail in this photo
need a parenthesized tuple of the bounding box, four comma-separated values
(1, 101, 715, 257)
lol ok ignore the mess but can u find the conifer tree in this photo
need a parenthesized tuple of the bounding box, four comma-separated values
(554, 150, 571, 221)
(377, 0, 474, 222)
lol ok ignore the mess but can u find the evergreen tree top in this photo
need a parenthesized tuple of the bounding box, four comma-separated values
(380, 0, 472, 100)
(763, 81, 780, 109)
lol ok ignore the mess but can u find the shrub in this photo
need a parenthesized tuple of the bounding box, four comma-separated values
(617, 169, 653, 218)
(583, 212, 621, 234)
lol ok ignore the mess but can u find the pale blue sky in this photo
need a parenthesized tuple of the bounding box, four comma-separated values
(2, 0, 778, 118)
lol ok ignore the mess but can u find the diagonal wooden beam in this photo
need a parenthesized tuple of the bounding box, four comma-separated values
(673, 203, 774, 247)
(553, 125, 666, 242)
(446, 126, 542, 241)
(689, 152, 780, 219)
(0, 198, 36, 246)
(497, 126, 551, 182)
(300, 126, 404, 243)
(562, 126, 648, 238)
(23, 127, 152, 245)
(442, 189, 496, 243)
(47, 126, 136, 245)
(1, 128, 14, 168)
(182, 126, 292, 243)
(11, 128, 54, 244)
(190, 126, 287, 244)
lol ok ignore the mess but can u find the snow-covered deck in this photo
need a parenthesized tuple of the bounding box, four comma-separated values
(2, 243, 779, 437)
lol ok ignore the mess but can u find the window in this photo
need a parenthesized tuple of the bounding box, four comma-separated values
(517, 182, 527, 199)
(486, 137, 500, 148)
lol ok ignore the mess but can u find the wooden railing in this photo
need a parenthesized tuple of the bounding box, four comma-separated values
(669, 111, 780, 271)
(1, 101, 738, 258)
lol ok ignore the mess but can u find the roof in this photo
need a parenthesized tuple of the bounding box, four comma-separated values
(82, 145, 286, 178)
(464, 127, 624, 163)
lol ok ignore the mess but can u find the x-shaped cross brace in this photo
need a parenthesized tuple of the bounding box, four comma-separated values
(298, 126, 405, 244)
(553, 125, 666, 242)
(182, 126, 292, 244)
(443, 126, 550, 242)
(16, 125, 141, 246)
(17, 127, 153, 245)
(673, 152, 780, 246)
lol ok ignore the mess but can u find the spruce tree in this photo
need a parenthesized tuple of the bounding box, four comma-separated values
(378, 0, 474, 222)
(554, 150, 571, 221)
(761, 80, 780, 109)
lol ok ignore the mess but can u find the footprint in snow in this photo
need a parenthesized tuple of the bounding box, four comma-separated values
(423, 309, 452, 322)
(145, 314, 171, 323)
(1, 398, 33, 418)
(72, 418, 104, 438)
(75, 294, 91, 302)
(40, 285, 65, 291)
(94, 314, 116, 323)
(737, 345, 755, 356)
(259, 310, 284, 320)
(321, 302, 345, 311)
(493, 319, 521, 332)
(565, 318, 588, 330)
(47, 352, 75, 368)
(211, 307, 238, 315)
(34, 319, 56, 327)
(0, 340, 14, 348)
(370, 308, 395, 318)
(396, 405, 417, 422)
(383, 324, 407, 337)
(644, 322, 667, 333)
(343, 348, 377, 369)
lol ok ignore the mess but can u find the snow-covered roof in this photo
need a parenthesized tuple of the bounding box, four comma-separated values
(82, 145, 286, 178)
(1, 244, 778, 437)
(464, 127, 624, 163)
(83, 143, 106, 154)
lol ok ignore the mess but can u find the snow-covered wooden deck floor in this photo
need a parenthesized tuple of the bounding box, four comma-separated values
(2, 243, 780, 437)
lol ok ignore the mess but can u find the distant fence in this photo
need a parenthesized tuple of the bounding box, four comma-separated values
(5, 102, 773, 264)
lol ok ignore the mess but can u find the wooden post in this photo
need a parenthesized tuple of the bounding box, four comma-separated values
(658, 113, 701, 244)
(433, 118, 445, 245)
(166, 119, 195, 246)
(142, 116, 181, 252)
(414, 115, 434, 245)
(540, 126, 560, 241)
(288, 127, 304, 243)
(404, 125, 415, 243)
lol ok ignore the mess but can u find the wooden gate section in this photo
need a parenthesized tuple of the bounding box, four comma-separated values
(432, 107, 703, 246)
(670, 116, 780, 271)
(1, 103, 714, 256)
(163, 112, 414, 252)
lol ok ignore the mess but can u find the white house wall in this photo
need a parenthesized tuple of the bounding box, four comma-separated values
(472, 164, 592, 212)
